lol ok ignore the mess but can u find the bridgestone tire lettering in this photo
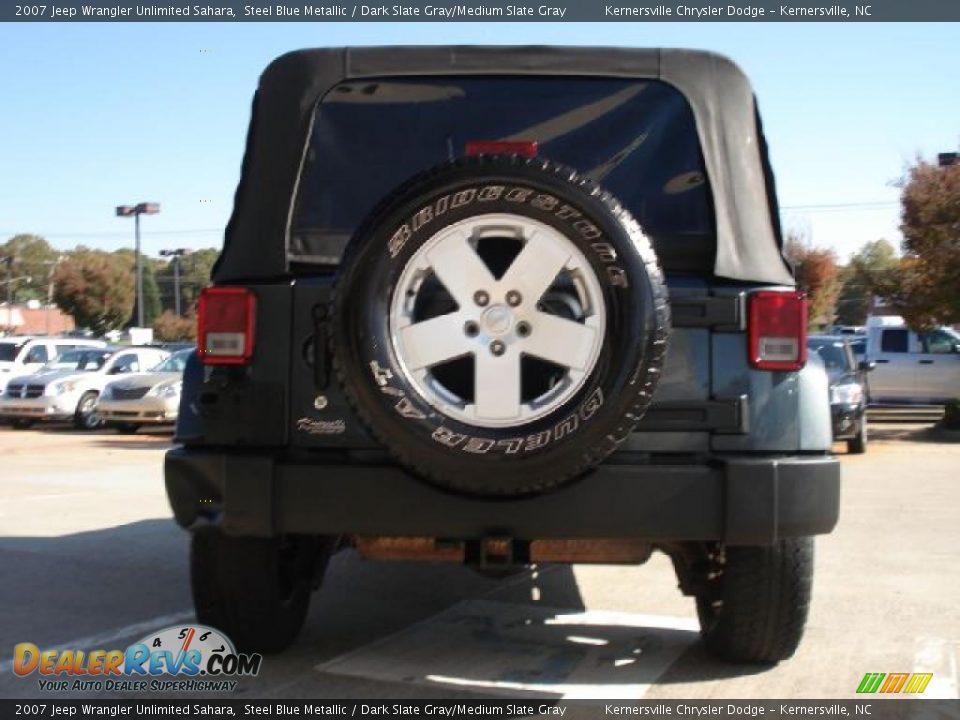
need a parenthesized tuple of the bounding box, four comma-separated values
(333, 156, 670, 496)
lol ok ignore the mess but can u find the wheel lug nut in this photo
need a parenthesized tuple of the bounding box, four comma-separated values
(464, 321, 479, 338)
(489, 340, 506, 356)
(506, 290, 522, 307)
(474, 290, 490, 307)
(516, 321, 531, 338)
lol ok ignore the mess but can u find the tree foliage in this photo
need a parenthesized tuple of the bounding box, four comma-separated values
(53, 250, 135, 335)
(872, 160, 960, 329)
(835, 239, 898, 325)
(784, 233, 841, 329)
(0, 234, 60, 303)
(155, 248, 218, 315)
(152, 310, 197, 342)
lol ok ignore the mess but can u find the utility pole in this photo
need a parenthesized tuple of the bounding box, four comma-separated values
(116, 202, 160, 327)
(43, 255, 64, 336)
(159, 248, 188, 316)
(1, 256, 11, 309)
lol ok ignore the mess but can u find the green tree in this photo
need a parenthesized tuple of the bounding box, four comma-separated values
(155, 248, 218, 314)
(784, 233, 841, 330)
(0, 234, 60, 303)
(835, 239, 898, 325)
(873, 159, 960, 329)
(137, 263, 162, 327)
(53, 250, 135, 335)
(112, 249, 162, 327)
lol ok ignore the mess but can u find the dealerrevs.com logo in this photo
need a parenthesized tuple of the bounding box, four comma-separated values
(13, 625, 262, 693)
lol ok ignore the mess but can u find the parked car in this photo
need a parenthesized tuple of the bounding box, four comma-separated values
(808, 335, 870, 453)
(97, 347, 193, 433)
(0, 336, 106, 396)
(0, 346, 169, 430)
(864, 316, 960, 404)
(165, 47, 841, 664)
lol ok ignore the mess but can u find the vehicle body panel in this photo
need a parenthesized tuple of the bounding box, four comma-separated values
(168, 46, 839, 550)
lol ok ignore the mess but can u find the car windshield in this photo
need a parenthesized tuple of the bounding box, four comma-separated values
(808, 340, 850, 371)
(0, 342, 26, 362)
(152, 349, 193, 374)
(42, 349, 112, 372)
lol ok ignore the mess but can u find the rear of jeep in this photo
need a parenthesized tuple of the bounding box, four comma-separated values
(165, 47, 840, 664)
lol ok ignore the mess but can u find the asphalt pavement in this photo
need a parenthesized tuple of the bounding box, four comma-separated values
(1, 420, 957, 700)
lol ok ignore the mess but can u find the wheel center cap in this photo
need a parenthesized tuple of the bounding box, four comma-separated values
(480, 304, 515, 336)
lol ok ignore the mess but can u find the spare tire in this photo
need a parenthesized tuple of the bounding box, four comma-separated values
(333, 156, 669, 496)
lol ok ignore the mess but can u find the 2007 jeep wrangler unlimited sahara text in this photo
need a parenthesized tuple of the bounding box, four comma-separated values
(165, 46, 841, 665)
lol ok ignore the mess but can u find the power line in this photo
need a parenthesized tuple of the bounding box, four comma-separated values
(0, 228, 223, 238)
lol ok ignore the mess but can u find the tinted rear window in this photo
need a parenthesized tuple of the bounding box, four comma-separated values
(290, 77, 715, 274)
(881, 329, 909, 353)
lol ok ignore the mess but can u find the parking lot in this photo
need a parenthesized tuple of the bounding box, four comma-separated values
(1, 418, 958, 700)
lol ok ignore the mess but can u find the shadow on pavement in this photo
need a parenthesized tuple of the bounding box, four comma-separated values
(2, 520, 765, 699)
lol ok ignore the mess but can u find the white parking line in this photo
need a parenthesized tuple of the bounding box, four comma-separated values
(315, 599, 698, 699)
(0, 610, 194, 675)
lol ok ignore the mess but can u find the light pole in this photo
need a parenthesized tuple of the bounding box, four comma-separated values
(116, 202, 160, 328)
(159, 248, 188, 316)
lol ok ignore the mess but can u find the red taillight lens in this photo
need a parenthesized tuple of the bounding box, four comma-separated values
(465, 140, 538, 158)
(747, 290, 807, 371)
(197, 287, 256, 365)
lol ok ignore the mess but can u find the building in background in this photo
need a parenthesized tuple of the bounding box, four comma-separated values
(0, 301, 75, 336)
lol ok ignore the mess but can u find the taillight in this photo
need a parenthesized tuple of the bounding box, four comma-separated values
(197, 287, 256, 365)
(465, 140, 538, 157)
(747, 290, 807, 371)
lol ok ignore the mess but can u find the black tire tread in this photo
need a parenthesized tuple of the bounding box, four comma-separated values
(698, 538, 814, 664)
(190, 528, 316, 653)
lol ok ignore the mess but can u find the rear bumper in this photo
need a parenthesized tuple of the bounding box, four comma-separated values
(164, 449, 840, 547)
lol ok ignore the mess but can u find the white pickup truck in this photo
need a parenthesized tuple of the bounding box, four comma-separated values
(864, 316, 960, 404)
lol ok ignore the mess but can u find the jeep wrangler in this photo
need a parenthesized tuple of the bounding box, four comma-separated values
(165, 47, 841, 664)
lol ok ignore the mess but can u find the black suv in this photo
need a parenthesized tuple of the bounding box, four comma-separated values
(166, 47, 841, 664)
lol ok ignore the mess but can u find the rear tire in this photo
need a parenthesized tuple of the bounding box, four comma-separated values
(11, 419, 35, 430)
(190, 528, 336, 653)
(116, 423, 141, 434)
(696, 538, 814, 664)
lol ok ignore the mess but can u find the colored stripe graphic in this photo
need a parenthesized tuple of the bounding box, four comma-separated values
(880, 673, 909, 693)
(903, 673, 933, 694)
(857, 673, 885, 694)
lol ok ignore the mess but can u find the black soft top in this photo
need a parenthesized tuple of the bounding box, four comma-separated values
(213, 46, 794, 286)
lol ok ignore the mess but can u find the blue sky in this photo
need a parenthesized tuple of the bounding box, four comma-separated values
(0, 22, 956, 261)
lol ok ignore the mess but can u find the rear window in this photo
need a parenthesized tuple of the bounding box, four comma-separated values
(290, 77, 715, 274)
